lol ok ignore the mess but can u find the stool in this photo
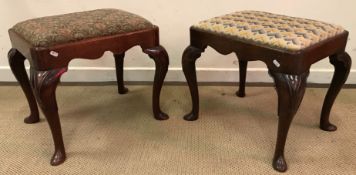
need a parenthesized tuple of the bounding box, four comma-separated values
(8, 9, 169, 165)
(182, 11, 352, 172)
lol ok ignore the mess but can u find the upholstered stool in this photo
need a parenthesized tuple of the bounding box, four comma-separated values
(182, 11, 351, 172)
(8, 9, 169, 165)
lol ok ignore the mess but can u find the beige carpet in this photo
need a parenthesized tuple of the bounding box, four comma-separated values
(0, 85, 355, 174)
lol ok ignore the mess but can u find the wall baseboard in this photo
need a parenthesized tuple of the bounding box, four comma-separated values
(0, 66, 355, 84)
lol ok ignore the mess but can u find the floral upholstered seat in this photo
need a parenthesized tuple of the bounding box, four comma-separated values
(12, 9, 154, 47)
(193, 11, 345, 52)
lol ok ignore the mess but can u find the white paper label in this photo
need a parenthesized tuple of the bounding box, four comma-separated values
(273, 59, 281, 68)
(50, 51, 59, 57)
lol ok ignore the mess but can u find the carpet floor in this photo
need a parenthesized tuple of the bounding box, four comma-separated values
(0, 85, 355, 174)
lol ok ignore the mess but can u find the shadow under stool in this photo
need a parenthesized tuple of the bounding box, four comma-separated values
(182, 11, 352, 172)
(8, 9, 169, 166)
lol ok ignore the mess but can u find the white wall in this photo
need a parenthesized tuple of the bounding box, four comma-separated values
(0, 0, 355, 83)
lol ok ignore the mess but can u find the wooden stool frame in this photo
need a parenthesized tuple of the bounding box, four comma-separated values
(182, 28, 352, 172)
(8, 26, 169, 165)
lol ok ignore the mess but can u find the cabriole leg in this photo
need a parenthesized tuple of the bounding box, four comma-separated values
(144, 46, 169, 120)
(236, 60, 248, 97)
(8, 48, 40, 124)
(269, 71, 309, 172)
(31, 67, 67, 166)
(114, 53, 129, 94)
(182, 46, 204, 121)
(320, 52, 352, 131)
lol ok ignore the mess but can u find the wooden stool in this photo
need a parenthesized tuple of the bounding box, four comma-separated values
(8, 9, 169, 165)
(182, 11, 352, 172)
